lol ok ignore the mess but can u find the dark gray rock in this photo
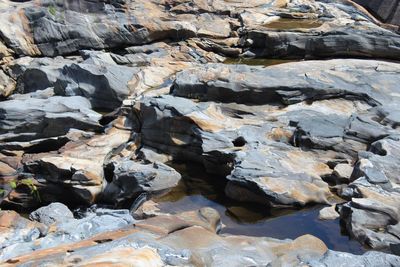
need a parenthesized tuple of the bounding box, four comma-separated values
(242, 24, 400, 59)
(172, 60, 400, 106)
(354, 0, 400, 26)
(16, 56, 138, 109)
(102, 159, 181, 206)
(133, 94, 336, 207)
(0, 96, 102, 142)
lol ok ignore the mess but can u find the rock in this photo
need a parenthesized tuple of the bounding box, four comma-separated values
(0, 41, 12, 59)
(133, 59, 400, 207)
(172, 60, 400, 106)
(0, 205, 134, 262)
(243, 24, 400, 59)
(133, 199, 164, 219)
(0, 207, 330, 266)
(319, 205, 340, 220)
(29, 202, 74, 226)
(75, 247, 164, 267)
(332, 163, 354, 183)
(0, 70, 15, 98)
(354, 0, 400, 26)
(1, 1, 400, 265)
(0, 96, 102, 142)
(22, 127, 131, 205)
(0, 0, 233, 57)
(240, 1, 400, 59)
(352, 137, 400, 185)
(102, 159, 181, 206)
(340, 177, 400, 250)
(133, 94, 338, 207)
(0, 210, 47, 252)
(307, 250, 400, 267)
(15, 56, 138, 110)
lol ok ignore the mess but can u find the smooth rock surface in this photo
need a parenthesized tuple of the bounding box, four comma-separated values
(0, 96, 102, 142)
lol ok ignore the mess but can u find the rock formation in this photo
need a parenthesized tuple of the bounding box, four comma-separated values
(1, 0, 400, 265)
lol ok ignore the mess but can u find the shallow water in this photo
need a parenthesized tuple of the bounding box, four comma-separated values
(153, 163, 367, 255)
(223, 58, 298, 67)
(263, 18, 323, 30)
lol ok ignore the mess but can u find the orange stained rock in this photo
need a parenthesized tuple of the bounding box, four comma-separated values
(270, 234, 328, 265)
(1, 227, 139, 266)
(256, 177, 331, 205)
(78, 247, 163, 267)
(281, 150, 332, 178)
(267, 127, 293, 142)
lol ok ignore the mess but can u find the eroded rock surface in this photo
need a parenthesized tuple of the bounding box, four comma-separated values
(0, 0, 400, 265)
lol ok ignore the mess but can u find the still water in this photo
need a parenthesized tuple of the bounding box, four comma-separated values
(153, 163, 367, 255)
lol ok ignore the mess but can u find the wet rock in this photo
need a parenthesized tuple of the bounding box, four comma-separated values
(1, 207, 330, 266)
(134, 94, 338, 207)
(0, 96, 102, 142)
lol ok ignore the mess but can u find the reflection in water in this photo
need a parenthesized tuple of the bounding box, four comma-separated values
(223, 58, 299, 67)
(263, 18, 323, 30)
(153, 163, 367, 255)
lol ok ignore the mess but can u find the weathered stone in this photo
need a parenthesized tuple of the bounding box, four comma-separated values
(319, 205, 340, 220)
(339, 136, 400, 252)
(0, 96, 102, 142)
(22, 127, 131, 205)
(240, 0, 400, 59)
(341, 178, 400, 250)
(102, 159, 181, 206)
(307, 250, 400, 267)
(0, 206, 134, 262)
(354, 0, 400, 26)
(0, 210, 47, 253)
(0, 206, 331, 267)
(0, 70, 15, 98)
(29, 202, 74, 226)
(172, 60, 400, 106)
(15, 56, 138, 110)
(332, 163, 354, 183)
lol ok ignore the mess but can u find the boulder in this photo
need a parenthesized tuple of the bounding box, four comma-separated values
(102, 159, 181, 206)
(29, 202, 74, 226)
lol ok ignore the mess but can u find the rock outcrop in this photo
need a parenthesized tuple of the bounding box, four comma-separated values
(132, 59, 400, 208)
(1, 0, 400, 264)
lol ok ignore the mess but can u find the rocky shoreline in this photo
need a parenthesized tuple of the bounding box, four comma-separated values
(1, 0, 400, 266)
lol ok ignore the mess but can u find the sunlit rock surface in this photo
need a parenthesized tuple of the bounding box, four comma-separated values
(1, 0, 400, 265)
